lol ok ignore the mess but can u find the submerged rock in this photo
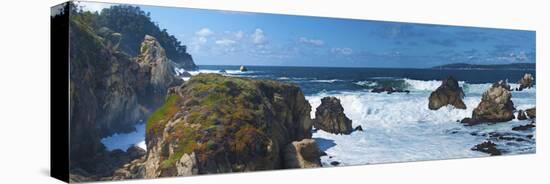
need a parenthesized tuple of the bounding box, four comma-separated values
(330, 161, 340, 166)
(471, 141, 501, 156)
(143, 74, 316, 177)
(313, 97, 354, 134)
(517, 73, 534, 91)
(283, 139, 322, 168)
(512, 122, 536, 131)
(461, 80, 515, 125)
(428, 76, 466, 110)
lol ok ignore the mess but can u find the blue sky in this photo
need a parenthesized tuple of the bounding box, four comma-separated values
(80, 2, 535, 68)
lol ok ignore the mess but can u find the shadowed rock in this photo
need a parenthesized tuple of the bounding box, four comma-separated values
(471, 141, 501, 156)
(283, 139, 322, 168)
(313, 97, 354, 134)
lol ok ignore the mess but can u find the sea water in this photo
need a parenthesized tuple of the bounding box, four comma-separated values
(101, 65, 536, 166)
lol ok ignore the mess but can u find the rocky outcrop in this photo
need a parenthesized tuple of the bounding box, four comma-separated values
(135, 35, 183, 108)
(428, 76, 466, 110)
(517, 73, 534, 91)
(461, 81, 515, 125)
(283, 139, 322, 168)
(142, 74, 317, 177)
(313, 97, 354, 134)
(69, 19, 183, 177)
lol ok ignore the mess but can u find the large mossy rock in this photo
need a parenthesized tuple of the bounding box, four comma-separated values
(428, 76, 466, 110)
(313, 97, 354, 134)
(143, 74, 315, 177)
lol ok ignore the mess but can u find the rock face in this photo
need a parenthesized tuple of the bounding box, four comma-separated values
(69, 19, 182, 176)
(428, 76, 466, 110)
(283, 139, 322, 168)
(142, 74, 317, 177)
(517, 73, 534, 91)
(313, 97, 354, 134)
(136, 35, 182, 108)
(461, 81, 515, 125)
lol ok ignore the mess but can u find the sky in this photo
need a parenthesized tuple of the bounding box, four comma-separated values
(79, 2, 536, 68)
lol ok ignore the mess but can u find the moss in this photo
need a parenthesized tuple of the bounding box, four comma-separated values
(146, 94, 180, 135)
(151, 74, 302, 169)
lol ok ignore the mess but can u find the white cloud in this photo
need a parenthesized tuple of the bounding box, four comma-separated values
(195, 28, 214, 37)
(234, 31, 244, 40)
(215, 39, 237, 46)
(251, 28, 267, 45)
(299, 37, 324, 46)
(331, 48, 353, 55)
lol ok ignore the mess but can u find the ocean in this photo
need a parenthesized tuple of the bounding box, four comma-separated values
(101, 65, 536, 167)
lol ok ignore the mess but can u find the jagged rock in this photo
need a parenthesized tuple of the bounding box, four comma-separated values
(313, 97, 354, 134)
(143, 74, 313, 177)
(471, 141, 501, 156)
(517, 110, 528, 120)
(461, 81, 515, 125)
(283, 139, 322, 168)
(517, 73, 534, 91)
(240, 65, 248, 72)
(126, 146, 146, 160)
(135, 35, 182, 108)
(428, 76, 466, 110)
(371, 87, 410, 94)
(492, 80, 511, 91)
(354, 125, 363, 132)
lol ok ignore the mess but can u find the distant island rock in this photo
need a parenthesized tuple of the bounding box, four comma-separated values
(432, 63, 535, 70)
(517, 73, 535, 91)
(240, 65, 248, 72)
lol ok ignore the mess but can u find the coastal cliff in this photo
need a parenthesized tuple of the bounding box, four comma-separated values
(140, 74, 317, 177)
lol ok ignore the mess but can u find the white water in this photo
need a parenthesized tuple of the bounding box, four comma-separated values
(309, 80, 536, 166)
(101, 123, 147, 151)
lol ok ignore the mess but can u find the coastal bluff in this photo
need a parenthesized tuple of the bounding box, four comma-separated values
(138, 74, 319, 177)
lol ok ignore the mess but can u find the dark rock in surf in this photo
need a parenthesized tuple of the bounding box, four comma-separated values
(313, 97, 354, 135)
(525, 107, 536, 119)
(517, 73, 534, 91)
(471, 141, 501, 156)
(371, 86, 410, 94)
(330, 161, 340, 166)
(512, 122, 536, 131)
(428, 76, 466, 110)
(354, 125, 363, 132)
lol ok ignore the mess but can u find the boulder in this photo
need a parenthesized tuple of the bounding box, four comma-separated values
(143, 74, 314, 177)
(313, 97, 354, 134)
(461, 81, 515, 125)
(517, 73, 534, 91)
(428, 76, 466, 110)
(517, 110, 528, 120)
(283, 139, 322, 168)
(471, 141, 501, 156)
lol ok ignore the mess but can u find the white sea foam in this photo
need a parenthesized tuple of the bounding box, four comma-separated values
(311, 79, 343, 83)
(307, 85, 535, 166)
(101, 123, 147, 151)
